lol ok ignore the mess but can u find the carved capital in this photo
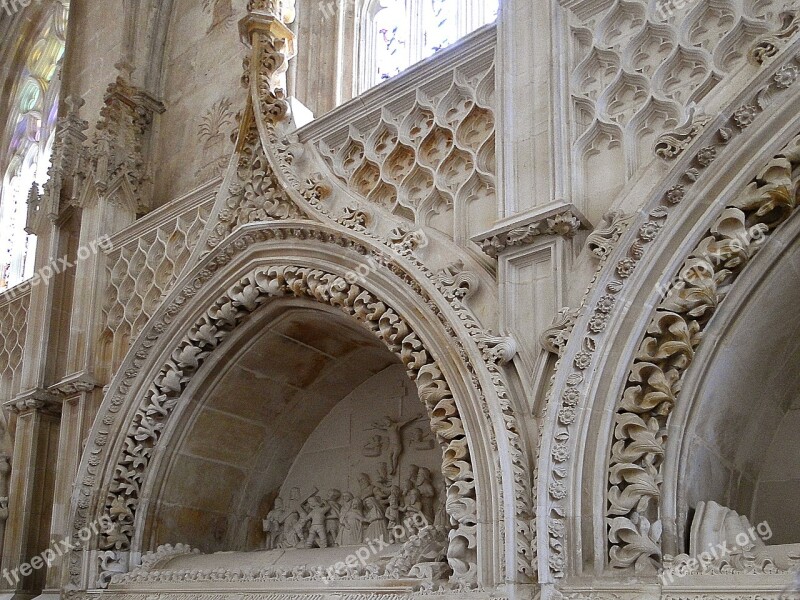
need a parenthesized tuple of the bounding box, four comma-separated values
(51, 372, 101, 396)
(5, 389, 62, 416)
(472, 202, 590, 258)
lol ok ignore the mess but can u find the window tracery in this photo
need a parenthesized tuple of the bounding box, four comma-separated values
(359, 0, 498, 91)
(0, 1, 69, 291)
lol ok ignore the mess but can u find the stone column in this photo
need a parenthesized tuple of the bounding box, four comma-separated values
(496, 0, 565, 217)
(0, 394, 61, 600)
(35, 388, 97, 600)
(38, 75, 163, 596)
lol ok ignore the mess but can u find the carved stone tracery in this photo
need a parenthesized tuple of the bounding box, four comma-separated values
(606, 132, 800, 570)
(567, 0, 798, 209)
(538, 41, 800, 581)
(0, 290, 30, 399)
(96, 257, 478, 586)
(62, 5, 535, 595)
(314, 64, 497, 238)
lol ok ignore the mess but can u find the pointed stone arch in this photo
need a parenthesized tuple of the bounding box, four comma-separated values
(535, 39, 800, 582)
(65, 219, 533, 594)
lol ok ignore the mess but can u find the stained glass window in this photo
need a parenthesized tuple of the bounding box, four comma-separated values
(372, 0, 410, 83)
(0, 2, 69, 291)
(360, 0, 499, 92)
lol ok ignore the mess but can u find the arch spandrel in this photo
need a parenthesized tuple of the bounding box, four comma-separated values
(65, 220, 534, 596)
(664, 209, 800, 556)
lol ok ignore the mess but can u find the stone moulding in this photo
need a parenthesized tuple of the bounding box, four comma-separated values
(110, 527, 448, 588)
(94, 259, 478, 586)
(67, 5, 533, 594)
(66, 220, 532, 594)
(472, 202, 591, 259)
(239, 5, 536, 586)
(536, 38, 800, 582)
(606, 127, 800, 572)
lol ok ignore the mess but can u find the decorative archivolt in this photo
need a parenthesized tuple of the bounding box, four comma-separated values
(538, 41, 800, 581)
(94, 257, 478, 586)
(64, 6, 533, 595)
(568, 0, 793, 194)
(606, 126, 800, 571)
(241, 9, 535, 585)
(70, 217, 532, 590)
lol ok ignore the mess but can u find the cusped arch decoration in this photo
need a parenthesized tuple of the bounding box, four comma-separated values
(67, 220, 530, 594)
(606, 129, 800, 570)
(536, 37, 800, 582)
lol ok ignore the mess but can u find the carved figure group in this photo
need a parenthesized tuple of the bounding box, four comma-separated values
(263, 465, 440, 549)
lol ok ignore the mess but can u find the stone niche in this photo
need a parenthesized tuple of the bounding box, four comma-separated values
(680, 242, 800, 547)
(144, 300, 444, 557)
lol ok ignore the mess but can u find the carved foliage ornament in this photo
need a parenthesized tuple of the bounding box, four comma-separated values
(749, 10, 800, 65)
(208, 120, 305, 250)
(477, 210, 584, 259)
(164, 4, 534, 586)
(654, 109, 712, 161)
(540, 46, 800, 580)
(241, 8, 536, 582)
(97, 262, 478, 587)
(607, 133, 800, 571)
(585, 210, 636, 261)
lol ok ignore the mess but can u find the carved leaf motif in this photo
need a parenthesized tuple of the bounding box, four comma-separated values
(98, 263, 480, 586)
(608, 514, 662, 569)
(608, 132, 800, 570)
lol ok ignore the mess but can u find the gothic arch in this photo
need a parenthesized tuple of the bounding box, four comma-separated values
(663, 204, 800, 554)
(65, 219, 532, 593)
(536, 37, 800, 582)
